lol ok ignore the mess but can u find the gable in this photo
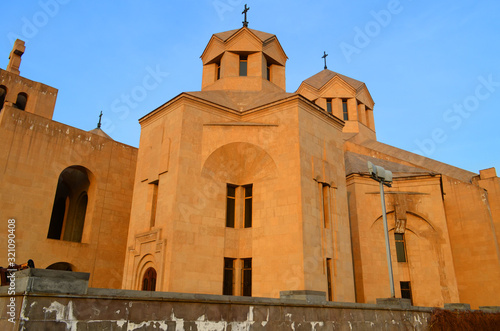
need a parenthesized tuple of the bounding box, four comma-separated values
(263, 39, 287, 66)
(296, 84, 319, 102)
(201, 36, 226, 65)
(320, 77, 357, 98)
(225, 29, 263, 52)
(356, 86, 375, 109)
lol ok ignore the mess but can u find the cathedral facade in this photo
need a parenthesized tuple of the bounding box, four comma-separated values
(1, 26, 499, 309)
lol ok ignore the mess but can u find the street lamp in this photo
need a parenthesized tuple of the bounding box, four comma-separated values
(367, 161, 395, 298)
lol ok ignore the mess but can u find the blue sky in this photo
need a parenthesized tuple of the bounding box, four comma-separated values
(1, 1, 499, 173)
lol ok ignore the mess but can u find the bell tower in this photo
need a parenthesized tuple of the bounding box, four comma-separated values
(6, 39, 25, 75)
(0, 39, 58, 119)
(200, 27, 288, 92)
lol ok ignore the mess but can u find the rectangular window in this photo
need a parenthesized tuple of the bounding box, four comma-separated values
(342, 99, 348, 120)
(244, 184, 253, 228)
(322, 184, 330, 228)
(226, 185, 236, 228)
(267, 64, 271, 81)
(326, 99, 332, 114)
(400, 281, 412, 303)
(216, 61, 221, 80)
(223, 258, 235, 295)
(326, 258, 333, 301)
(242, 258, 252, 296)
(239, 55, 248, 76)
(395, 233, 407, 262)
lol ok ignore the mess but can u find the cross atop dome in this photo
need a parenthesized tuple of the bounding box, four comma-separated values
(322, 51, 328, 70)
(97, 111, 103, 129)
(242, 4, 250, 28)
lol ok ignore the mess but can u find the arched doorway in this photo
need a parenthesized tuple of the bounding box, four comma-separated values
(142, 267, 157, 291)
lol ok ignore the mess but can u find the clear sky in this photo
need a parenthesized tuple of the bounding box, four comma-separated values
(1, 1, 499, 173)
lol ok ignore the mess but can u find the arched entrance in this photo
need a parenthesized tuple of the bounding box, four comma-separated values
(142, 267, 157, 291)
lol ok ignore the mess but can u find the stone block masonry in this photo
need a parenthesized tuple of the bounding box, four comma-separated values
(2, 291, 432, 330)
(0, 270, 434, 330)
(1, 269, 498, 330)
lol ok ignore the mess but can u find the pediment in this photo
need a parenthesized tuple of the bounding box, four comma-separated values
(319, 76, 357, 98)
(225, 29, 264, 52)
(263, 39, 287, 66)
(296, 84, 319, 102)
(201, 36, 226, 65)
(356, 86, 375, 108)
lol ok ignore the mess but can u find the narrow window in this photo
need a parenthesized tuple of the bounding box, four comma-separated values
(267, 64, 271, 81)
(226, 184, 236, 228)
(242, 258, 252, 296)
(322, 184, 330, 228)
(0, 86, 7, 111)
(326, 99, 332, 114)
(342, 99, 348, 121)
(142, 267, 157, 291)
(244, 184, 253, 228)
(395, 233, 407, 262)
(223, 258, 235, 295)
(400, 281, 412, 304)
(215, 61, 221, 80)
(326, 258, 333, 301)
(239, 55, 248, 76)
(150, 181, 159, 228)
(15, 92, 27, 110)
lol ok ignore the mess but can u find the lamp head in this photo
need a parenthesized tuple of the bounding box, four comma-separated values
(367, 161, 393, 183)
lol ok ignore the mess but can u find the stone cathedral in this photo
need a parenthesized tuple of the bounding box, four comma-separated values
(1, 25, 499, 310)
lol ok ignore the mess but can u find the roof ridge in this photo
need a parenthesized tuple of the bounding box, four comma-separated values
(213, 27, 276, 42)
(301, 69, 365, 91)
(348, 136, 477, 182)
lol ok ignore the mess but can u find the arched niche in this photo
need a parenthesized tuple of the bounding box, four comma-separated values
(201, 142, 278, 184)
(47, 166, 94, 243)
(15, 92, 27, 110)
(0, 85, 7, 111)
(371, 210, 436, 236)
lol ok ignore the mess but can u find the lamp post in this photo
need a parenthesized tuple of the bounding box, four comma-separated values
(367, 161, 395, 298)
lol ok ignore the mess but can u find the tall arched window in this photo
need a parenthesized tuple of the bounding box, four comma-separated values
(15, 92, 27, 110)
(48, 166, 91, 242)
(142, 267, 157, 291)
(0, 86, 7, 111)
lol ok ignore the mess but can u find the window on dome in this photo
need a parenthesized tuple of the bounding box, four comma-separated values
(239, 55, 248, 76)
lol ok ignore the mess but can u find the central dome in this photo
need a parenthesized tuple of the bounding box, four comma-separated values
(200, 27, 288, 92)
